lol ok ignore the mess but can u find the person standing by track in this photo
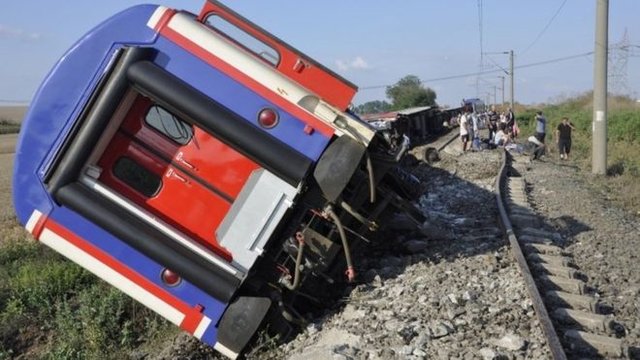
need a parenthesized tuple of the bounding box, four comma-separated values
(506, 107, 516, 137)
(459, 109, 470, 152)
(487, 105, 499, 143)
(555, 117, 575, 160)
(534, 111, 547, 143)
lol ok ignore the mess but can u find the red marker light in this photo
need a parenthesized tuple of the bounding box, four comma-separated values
(161, 268, 181, 287)
(258, 108, 279, 129)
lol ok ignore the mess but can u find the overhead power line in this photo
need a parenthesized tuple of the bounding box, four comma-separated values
(359, 51, 594, 90)
(517, 51, 593, 69)
(520, 0, 568, 56)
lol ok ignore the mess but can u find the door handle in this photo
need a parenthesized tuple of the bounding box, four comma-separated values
(176, 152, 196, 171)
(166, 168, 188, 184)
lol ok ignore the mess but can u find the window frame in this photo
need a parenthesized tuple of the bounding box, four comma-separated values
(203, 13, 282, 67)
(144, 105, 194, 146)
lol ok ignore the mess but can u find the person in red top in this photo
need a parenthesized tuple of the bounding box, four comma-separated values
(555, 117, 576, 160)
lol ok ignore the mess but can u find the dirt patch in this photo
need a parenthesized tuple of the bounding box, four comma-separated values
(0, 134, 18, 154)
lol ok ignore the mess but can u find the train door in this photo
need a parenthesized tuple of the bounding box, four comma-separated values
(96, 95, 260, 260)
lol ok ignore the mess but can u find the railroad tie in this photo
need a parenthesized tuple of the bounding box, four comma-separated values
(526, 253, 574, 268)
(532, 262, 578, 279)
(523, 243, 567, 256)
(545, 291, 600, 313)
(519, 227, 563, 242)
(564, 330, 627, 358)
(553, 308, 614, 333)
(539, 275, 586, 294)
(519, 234, 554, 245)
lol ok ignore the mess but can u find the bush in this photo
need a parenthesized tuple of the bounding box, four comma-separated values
(9, 259, 93, 315)
(0, 238, 43, 265)
(48, 284, 171, 359)
(609, 110, 640, 142)
(0, 119, 20, 134)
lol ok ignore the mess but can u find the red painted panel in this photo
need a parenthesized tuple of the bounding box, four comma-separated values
(179, 129, 260, 197)
(196, 1, 357, 111)
(97, 133, 233, 261)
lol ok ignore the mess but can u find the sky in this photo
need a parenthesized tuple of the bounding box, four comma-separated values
(0, 1, 639, 108)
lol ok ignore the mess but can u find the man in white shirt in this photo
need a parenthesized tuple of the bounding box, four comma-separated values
(459, 111, 470, 152)
(493, 123, 509, 147)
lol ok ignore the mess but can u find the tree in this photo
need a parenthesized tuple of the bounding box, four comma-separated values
(354, 100, 392, 114)
(385, 75, 437, 110)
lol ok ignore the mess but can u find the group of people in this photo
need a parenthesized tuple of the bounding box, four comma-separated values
(458, 107, 576, 161)
(486, 105, 516, 143)
(458, 105, 516, 152)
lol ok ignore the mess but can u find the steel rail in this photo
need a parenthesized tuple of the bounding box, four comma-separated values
(494, 150, 567, 360)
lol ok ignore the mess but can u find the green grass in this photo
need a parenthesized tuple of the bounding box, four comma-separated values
(0, 223, 171, 359)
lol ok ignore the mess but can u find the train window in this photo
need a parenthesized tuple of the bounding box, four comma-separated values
(205, 15, 280, 66)
(145, 105, 193, 145)
(113, 157, 162, 198)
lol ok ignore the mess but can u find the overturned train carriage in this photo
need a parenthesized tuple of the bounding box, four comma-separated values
(12, 1, 422, 358)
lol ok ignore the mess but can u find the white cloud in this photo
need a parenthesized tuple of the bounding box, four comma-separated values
(335, 56, 371, 72)
(0, 24, 42, 41)
(350, 56, 370, 70)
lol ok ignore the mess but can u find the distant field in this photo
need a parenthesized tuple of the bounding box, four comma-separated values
(0, 153, 15, 220)
(0, 105, 28, 123)
(0, 134, 18, 154)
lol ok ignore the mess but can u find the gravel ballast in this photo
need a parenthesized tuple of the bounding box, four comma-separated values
(151, 142, 640, 360)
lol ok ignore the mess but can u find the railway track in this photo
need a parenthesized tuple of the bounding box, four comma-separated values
(496, 150, 630, 359)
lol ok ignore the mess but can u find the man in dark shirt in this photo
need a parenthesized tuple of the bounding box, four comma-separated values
(487, 105, 499, 141)
(534, 111, 547, 143)
(506, 108, 515, 136)
(555, 117, 575, 160)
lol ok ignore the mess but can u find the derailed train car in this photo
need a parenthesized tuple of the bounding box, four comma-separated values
(12, 1, 422, 358)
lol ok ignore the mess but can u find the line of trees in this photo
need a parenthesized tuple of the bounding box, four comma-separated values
(355, 75, 437, 114)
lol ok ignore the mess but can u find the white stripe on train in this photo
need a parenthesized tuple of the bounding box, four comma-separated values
(25, 209, 43, 234)
(147, 6, 169, 29)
